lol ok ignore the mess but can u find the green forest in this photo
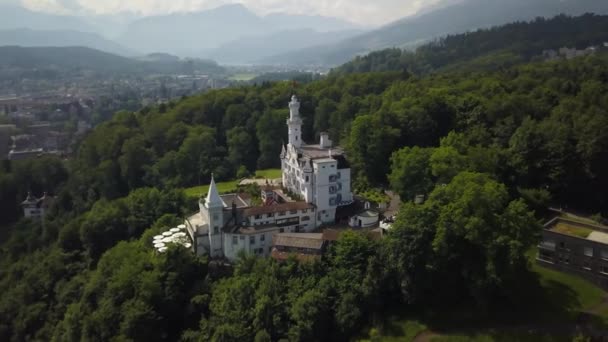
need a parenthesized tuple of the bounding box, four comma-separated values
(334, 14, 608, 75)
(1, 14, 608, 341)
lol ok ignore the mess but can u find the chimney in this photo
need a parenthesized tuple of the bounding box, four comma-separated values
(319, 132, 332, 149)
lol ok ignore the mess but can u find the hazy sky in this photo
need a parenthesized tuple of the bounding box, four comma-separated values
(16, 0, 446, 26)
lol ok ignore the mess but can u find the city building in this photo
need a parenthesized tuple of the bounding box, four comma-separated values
(21, 192, 53, 220)
(281, 95, 353, 225)
(537, 217, 608, 289)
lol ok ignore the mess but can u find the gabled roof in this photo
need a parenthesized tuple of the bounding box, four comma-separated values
(273, 233, 325, 250)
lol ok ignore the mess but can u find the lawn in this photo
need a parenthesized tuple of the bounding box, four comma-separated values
(359, 249, 608, 341)
(255, 169, 282, 179)
(531, 256, 605, 310)
(182, 169, 281, 198)
(228, 73, 258, 81)
(183, 179, 239, 198)
(430, 332, 569, 342)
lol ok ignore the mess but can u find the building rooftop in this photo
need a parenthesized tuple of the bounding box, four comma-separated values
(219, 193, 250, 209)
(273, 233, 325, 249)
(545, 217, 608, 243)
(299, 144, 345, 159)
(243, 201, 314, 217)
(314, 158, 336, 164)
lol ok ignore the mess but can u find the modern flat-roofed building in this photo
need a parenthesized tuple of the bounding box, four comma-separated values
(538, 217, 608, 289)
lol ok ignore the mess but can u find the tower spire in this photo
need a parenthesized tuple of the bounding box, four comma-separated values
(206, 174, 223, 208)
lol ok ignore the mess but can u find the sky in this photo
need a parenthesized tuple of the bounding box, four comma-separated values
(14, 0, 447, 26)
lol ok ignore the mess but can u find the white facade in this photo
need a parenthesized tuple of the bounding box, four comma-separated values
(184, 95, 354, 261)
(21, 192, 51, 220)
(281, 95, 353, 225)
(185, 176, 317, 261)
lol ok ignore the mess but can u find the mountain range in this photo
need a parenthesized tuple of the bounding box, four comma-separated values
(0, 46, 225, 76)
(116, 4, 362, 57)
(260, 0, 608, 66)
(2, 0, 608, 66)
(0, 28, 133, 57)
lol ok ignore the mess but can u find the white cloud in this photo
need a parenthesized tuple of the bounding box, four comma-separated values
(17, 0, 445, 26)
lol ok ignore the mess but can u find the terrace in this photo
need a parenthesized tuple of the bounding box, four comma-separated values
(546, 217, 608, 243)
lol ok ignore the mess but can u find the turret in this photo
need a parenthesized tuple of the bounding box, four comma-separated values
(204, 175, 224, 258)
(287, 95, 303, 148)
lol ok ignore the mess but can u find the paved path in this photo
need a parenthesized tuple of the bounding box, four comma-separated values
(383, 190, 401, 218)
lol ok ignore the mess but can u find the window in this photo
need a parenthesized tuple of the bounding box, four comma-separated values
(267, 213, 274, 218)
(240, 236, 245, 240)
(558, 254, 570, 264)
(232, 236, 238, 245)
(213, 213, 219, 220)
(583, 261, 591, 271)
(329, 198, 337, 206)
(255, 214, 261, 219)
(213, 226, 219, 234)
(602, 250, 608, 260)
(584, 247, 594, 257)
(280, 228, 285, 233)
(250, 236, 255, 245)
(559, 241, 568, 250)
(258, 248, 264, 254)
(337, 172, 341, 179)
(260, 234, 265, 242)
(538, 250, 553, 262)
(601, 266, 608, 275)
(539, 240, 556, 251)
(305, 176, 309, 182)
(302, 216, 310, 221)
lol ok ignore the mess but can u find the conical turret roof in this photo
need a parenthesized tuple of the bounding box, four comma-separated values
(206, 175, 224, 208)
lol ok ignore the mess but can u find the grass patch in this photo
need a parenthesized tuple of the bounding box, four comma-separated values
(532, 258, 605, 311)
(228, 73, 258, 81)
(255, 169, 282, 179)
(359, 251, 608, 341)
(360, 318, 426, 342)
(183, 180, 240, 198)
(552, 222, 594, 238)
(358, 188, 390, 204)
(431, 332, 568, 342)
(182, 169, 280, 199)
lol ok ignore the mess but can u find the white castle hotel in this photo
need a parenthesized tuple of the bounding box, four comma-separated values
(185, 95, 354, 261)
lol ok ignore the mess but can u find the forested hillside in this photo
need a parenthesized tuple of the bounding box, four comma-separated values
(260, 0, 608, 66)
(2, 32, 608, 341)
(0, 46, 225, 76)
(334, 14, 608, 75)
